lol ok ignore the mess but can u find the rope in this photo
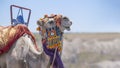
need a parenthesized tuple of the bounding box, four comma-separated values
(17, 8, 23, 17)
(60, 33, 63, 56)
(51, 47, 58, 68)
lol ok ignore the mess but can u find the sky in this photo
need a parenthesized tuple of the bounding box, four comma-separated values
(0, 0, 120, 33)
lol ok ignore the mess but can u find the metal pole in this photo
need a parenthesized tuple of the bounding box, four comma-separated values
(10, 5, 31, 26)
(10, 5, 13, 25)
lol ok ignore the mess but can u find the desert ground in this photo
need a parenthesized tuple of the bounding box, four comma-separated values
(34, 33, 120, 68)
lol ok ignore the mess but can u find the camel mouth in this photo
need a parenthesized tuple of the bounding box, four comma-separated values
(65, 27, 70, 31)
(65, 26, 70, 29)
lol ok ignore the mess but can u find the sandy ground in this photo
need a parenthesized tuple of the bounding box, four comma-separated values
(34, 33, 120, 68)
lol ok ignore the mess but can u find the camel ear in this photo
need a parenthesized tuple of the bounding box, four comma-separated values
(37, 20, 44, 26)
(62, 16, 69, 20)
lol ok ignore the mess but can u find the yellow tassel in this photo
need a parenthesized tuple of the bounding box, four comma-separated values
(36, 27, 41, 31)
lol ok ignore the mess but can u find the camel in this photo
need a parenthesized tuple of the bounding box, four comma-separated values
(0, 24, 43, 68)
(37, 14, 72, 68)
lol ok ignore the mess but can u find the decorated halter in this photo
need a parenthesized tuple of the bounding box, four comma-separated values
(37, 14, 63, 51)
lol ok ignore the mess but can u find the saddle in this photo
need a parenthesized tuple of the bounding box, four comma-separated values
(0, 26, 16, 48)
(0, 24, 36, 55)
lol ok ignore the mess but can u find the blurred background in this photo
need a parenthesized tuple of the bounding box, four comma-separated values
(1, 0, 120, 68)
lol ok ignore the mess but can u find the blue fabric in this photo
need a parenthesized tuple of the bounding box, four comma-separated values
(17, 15, 25, 24)
(12, 19, 18, 25)
(12, 15, 28, 26)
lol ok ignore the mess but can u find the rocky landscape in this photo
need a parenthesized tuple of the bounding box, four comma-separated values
(34, 33, 120, 68)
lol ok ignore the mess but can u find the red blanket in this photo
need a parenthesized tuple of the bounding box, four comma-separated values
(0, 24, 37, 55)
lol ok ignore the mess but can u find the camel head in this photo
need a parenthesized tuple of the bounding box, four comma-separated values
(60, 16, 72, 31)
(37, 14, 72, 32)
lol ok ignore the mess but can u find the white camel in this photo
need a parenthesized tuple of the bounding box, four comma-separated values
(0, 25, 43, 68)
